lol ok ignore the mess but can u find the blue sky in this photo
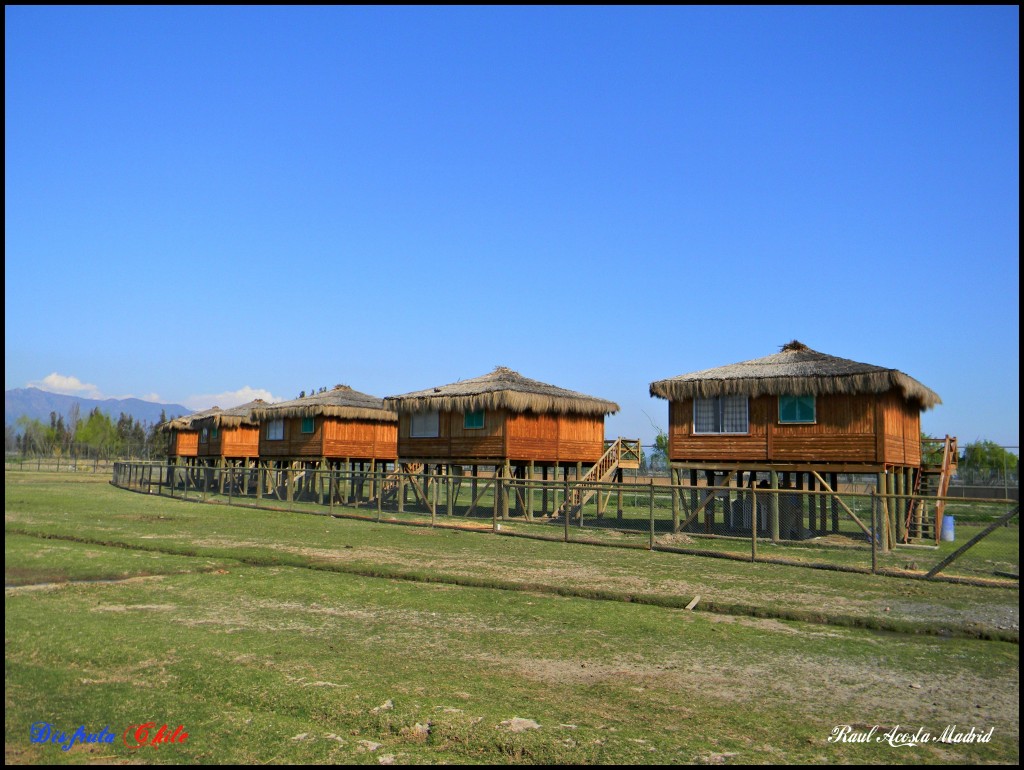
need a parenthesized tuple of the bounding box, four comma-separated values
(5, 6, 1019, 447)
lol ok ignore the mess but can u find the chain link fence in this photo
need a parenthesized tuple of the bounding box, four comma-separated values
(110, 461, 1018, 586)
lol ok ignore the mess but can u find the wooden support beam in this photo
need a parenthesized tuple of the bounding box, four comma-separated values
(810, 471, 871, 538)
(464, 476, 496, 518)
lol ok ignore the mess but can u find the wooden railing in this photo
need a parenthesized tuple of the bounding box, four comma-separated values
(372, 462, 424, 503)
(905, 435, 959, 543)
(558, 438, 638, 519)
(605, 438, 642, 469)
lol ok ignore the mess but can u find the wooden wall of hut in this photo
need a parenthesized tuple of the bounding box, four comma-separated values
(259, 417, 396, 460)
(197, 426, 260, 459)
(323, 418, 397, 460)
(172, 431, 199, 457)
(668, 392, 922, 467)
(505, 411, 605, 463)
(398, 409, 605, 463)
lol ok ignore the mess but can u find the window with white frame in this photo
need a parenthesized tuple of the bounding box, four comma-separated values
(410, 411, 440, 438)
(693, 395, 749, 434)
(778, 395, 816, 424)
(266, 419, 284, 441)
(464, 410, 485, 430)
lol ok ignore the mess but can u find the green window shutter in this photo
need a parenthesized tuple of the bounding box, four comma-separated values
(464, 410, 485, 430)
(301, 417, 315, 434)
(779, 395, 815, 423)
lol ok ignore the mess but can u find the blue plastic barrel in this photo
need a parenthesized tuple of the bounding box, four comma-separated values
(941, 515, 955, 542)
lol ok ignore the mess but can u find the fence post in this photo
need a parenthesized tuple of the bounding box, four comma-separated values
(649, 479, 655, 550)
(751, 487, 758, 562)
(770, 470, 780, 543)
(871, 491, 878, 574)
(563, 470, 570, 542)
(670, 468, 679, 532)
(446, 473, 453, 518)
(493, 468, 500, 533)
(431, 469, 437, 528)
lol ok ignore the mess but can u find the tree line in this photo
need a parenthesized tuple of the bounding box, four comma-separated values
(6, 406, 177, 460)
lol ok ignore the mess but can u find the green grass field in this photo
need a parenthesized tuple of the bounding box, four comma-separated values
(5, 472, 1019, 764)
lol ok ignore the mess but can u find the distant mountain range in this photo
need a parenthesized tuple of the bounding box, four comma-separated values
(5, 388, 191, 429)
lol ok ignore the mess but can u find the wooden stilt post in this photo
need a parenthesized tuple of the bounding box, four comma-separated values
(616, 467, 624, 522)
(541, 464, 549, 517)
(398, 464, 406, 513)
(895, 469, 906, 543)
(770, 469, 780, 543)
(887, 470, 897, 548)
(671, 467, 680, 532)
(871, 491, 879, 572)
(527, 462, 535, 521)
(446, 467, 453, 517)
(705, 470, 715, 532)
(501, 461, 510, 520)
(876, 472, 889, 553)
(794, 472, 804, 536)
(818, 474, 827, 533)
(830, 472, 840, 533)
(563, 465, 570, 542)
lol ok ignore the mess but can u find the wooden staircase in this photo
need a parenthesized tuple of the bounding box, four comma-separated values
(555, 438, 641, 520)
(370, 463, 424, 505)
(904, 435, 958, 543)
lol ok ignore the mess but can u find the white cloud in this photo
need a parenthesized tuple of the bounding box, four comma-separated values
(28, 373, 103, 399)
(183, 386, 283, 411)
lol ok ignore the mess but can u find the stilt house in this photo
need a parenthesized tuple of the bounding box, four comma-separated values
(249, 385, 398, 503)
(649, 341, 956, 542)
(191, 399, 265, 465)
(251, 386, 397, 463)
(162, 407, 217, 461)
(384, 367, 638, 519)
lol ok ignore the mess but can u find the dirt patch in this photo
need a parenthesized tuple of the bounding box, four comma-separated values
(92, 603, 176, 612)
(5, 575, 167, 594)
(493, 648, 1019, 735)
(655, 533, 695, 546)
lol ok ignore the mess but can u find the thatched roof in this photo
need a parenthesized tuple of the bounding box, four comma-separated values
(649, 341, 942, 410)
(190, 399, 268, 429)
(159, 407, 218, 433)
(385, 366, 619, 417)
(250, 386, 396, 423)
